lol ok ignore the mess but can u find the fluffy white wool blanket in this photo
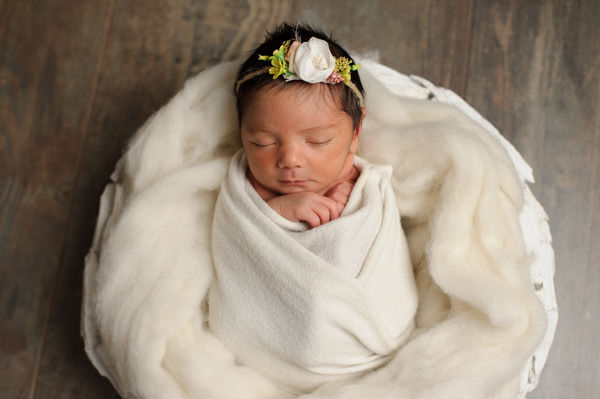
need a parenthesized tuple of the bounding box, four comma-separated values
(209, 151, 417, 393)
(82, 59, 547, 399)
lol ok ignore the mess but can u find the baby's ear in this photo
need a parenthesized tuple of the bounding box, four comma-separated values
(354, 107, 366, 137)
(351, 108, 365, 153)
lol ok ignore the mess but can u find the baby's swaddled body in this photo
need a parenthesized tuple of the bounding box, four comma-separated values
(209, 151, 418, 393)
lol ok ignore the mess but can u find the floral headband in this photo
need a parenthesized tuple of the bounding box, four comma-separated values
(235, 37, 364, 107)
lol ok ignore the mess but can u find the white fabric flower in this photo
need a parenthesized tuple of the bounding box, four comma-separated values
(289, 37, 335, 83)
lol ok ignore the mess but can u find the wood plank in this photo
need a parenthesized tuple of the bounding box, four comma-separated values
(30, 0, 191, 396)
(466, 0, 600, 397)
(0, 1, 111, 398)
(289, 0, 475, 97)
(187, 0, 291, 72)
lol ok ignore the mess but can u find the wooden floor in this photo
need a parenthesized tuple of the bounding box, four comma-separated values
(1, 0, 598, 397)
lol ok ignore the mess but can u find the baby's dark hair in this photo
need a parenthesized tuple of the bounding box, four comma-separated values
(235, 23, 365, 131)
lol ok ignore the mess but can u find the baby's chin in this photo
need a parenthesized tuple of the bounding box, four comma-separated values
(263, 180, 335, 197)
(272, 183, 323, 195)
(249, 176, 322, 200)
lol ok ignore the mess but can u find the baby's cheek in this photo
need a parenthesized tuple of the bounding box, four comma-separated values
(248, 154, 269, 172)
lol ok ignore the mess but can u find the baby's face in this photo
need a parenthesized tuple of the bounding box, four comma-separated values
(241, 85, 360, 196)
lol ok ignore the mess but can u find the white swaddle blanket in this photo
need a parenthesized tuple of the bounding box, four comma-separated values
(209, 151, 417, 392)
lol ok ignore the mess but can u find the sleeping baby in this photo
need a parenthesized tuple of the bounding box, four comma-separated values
(208, 23, 418, 394)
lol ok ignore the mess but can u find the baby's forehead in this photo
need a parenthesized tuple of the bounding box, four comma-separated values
(244, 106, 350, 137)
(246, 83, 346, 117)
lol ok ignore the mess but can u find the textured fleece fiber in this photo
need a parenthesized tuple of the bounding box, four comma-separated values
(82, 59, 546, 399)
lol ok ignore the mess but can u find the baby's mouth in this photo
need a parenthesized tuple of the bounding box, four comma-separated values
(279, 179, 308, 185)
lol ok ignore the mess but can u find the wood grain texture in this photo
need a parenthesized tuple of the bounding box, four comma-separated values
(466, 0, 600, 397)
(32, 1, 192, 397)
(289, 0, 475, 96)
(0, 1, 111, 397)
(187, 0, 292, 73)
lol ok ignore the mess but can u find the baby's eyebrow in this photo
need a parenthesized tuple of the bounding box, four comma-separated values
(242, 126, 271, 135)
(244, 124, 338, 135)
(299, 124, 337, 133)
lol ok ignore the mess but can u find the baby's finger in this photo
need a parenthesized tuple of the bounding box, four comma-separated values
(308, 203, 329, 226)
(303, 209, 323, 228)
(336, 181, 354, 196)
(319, 196, 342, 220)
(327, 189, 348, 205)
(326, 181, 352, 201)
(302, 198, 330, 227)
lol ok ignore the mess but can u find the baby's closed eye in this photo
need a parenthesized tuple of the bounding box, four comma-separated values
(250, 140, 276, 147)
(306, 137, 333, 145)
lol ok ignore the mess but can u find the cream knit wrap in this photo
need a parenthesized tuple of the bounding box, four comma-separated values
(209, 151, 417, 392)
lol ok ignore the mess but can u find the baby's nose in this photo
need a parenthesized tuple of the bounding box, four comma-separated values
(277, 144, 304, 168)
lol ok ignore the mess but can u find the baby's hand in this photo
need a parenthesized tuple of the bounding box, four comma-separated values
(267, 192, 344, 228)
(324, 180, 355, 208)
